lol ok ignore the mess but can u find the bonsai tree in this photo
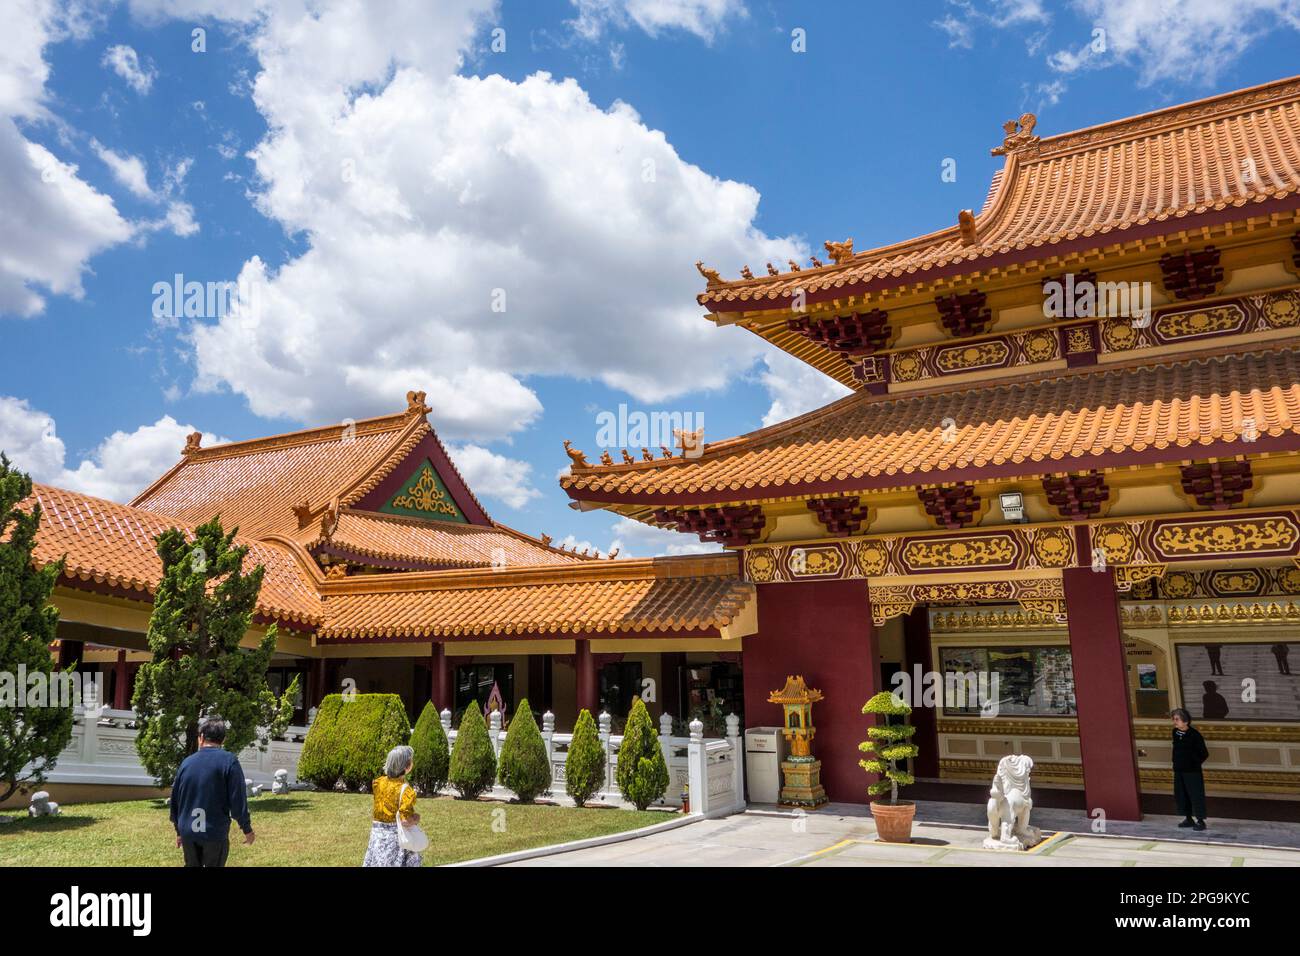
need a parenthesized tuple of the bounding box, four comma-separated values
(132, 517, 297, 787)
(564, 708, 605, 807)
(615, 698, 669, 810)
(496, 698, 551, 803)
(859, 690, 920, 803)
(0, 457, 73, 803)
(410, 701, 450, 796)
(448, 705, 497, 799)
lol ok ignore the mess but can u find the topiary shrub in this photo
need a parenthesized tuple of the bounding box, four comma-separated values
(565, 708, 606, 807)
(615, 698, 669, 810)
(337, 694, 411, 791)
(496, 698, 551, 803)
(297, 695, 345, 789)
(859, 690, 919, 804)
(410, 701, 450, 796)
(449, 705, 497, 800)
(297, 693, 410, 791)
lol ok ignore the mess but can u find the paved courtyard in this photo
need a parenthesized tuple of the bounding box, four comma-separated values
(504, 801, 1300, 867)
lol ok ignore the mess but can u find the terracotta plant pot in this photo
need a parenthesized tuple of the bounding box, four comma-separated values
(870, 800, 916, 843)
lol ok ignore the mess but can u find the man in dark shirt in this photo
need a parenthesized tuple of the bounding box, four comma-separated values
(169, 717, 255, 867)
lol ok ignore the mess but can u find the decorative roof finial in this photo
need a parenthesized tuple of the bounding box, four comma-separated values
(991, 112, 1039, 156)
(695, 260, 723, 288)
(563, 440, 590, 470)
(405, 390, 431, 417)
(766, 263, 779, 276)
(958, 209, 978, 246)
(740, 265, 754, 279)
(787, 259, 802, 272)
(292, 498, 313, 529)
(607, 547, 620, 559)
(810, 256, 824, 268)
(182, 431, 203, 457)
(621, 449, 635, 464)
(599, 451, 614, 466)
(673, 426, 704, 457)
(824, 239, 854, 264)
(540, 533, 552, 546)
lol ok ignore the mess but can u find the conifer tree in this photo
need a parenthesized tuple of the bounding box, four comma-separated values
(132, 517, 297, 787)
(410, 700, 450, 795)
(0, 457, 73, 803)
(615, 698, 669, 810)
(564, 708, 606, 807)
(448, 704, 497, 799)
(497, 699, 551, 803)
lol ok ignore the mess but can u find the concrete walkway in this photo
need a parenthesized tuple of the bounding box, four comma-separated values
(503, 800, 1300, 867)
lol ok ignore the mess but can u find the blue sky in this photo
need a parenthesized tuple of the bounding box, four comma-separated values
(4, 0, 1300, 556)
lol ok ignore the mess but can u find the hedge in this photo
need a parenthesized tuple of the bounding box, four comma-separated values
(297, 693, 411, 791)
(497, 698, 551, 803)
(410, 701, 450, 796)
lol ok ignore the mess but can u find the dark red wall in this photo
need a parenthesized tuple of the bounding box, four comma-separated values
(743, 580, 880, 803)
(1062, 566, 1142, 821)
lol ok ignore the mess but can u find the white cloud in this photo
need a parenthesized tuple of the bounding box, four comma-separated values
(0, 395, 224, 502)
(607, 516, 719, 558)
(569, 0, 747, 41)
(1054, 0, 1300, 86)
(446, 442, 542, 509)
(758, 350, 852, 428)
(935, 0, 1051, 49)
(123, 0, 800, 439)
(91, 139, 153, 198)
(0, 122, 132, 316)
(0, 2, 132, 318)
(101, 43, 156, 94)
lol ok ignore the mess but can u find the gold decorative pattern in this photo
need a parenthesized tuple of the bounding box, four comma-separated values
(855, 539, 890, 576)
(1152, 516, 1300, 558)
(1166, 600, 1300, 625)
(1029, 526, 1075, 568)
(1154, 304, 1246, 340)
(1065, 326, 1096, 354)
(935, 339, 1009, 373)
(901, 535, 1016, 570)
(390, 464, 460, 516)
(1114, 563, 1167, 592)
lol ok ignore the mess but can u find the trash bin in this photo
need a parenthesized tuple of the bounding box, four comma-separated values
(744, 726, 788, 804)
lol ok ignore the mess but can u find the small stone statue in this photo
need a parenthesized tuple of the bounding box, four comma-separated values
(251, 784, 265, 798)
(272, 769, 290, 795)
(29, 791, 60, 817)
(245, 777, 255, 797)
(983, 754, 1042, 851)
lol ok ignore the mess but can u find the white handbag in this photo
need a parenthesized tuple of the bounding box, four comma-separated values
(394, 783, 429, 853)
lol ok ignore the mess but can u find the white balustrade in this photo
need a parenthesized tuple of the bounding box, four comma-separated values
(28, 703, 747, 816)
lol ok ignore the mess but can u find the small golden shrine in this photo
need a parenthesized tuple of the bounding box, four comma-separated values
(768, 675, 827, 809)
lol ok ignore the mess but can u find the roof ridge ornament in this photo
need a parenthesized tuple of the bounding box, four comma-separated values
(823, 238, 854, 264)
(405, 390, 431, 417)
(958, 209, 978, 246)
(563, 440, 590, 471)
(991, 112, 1040, 156)
(182, 431, 202, 457)
(695, 260, 724, 288)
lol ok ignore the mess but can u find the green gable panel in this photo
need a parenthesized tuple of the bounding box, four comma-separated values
(379, 458, 469, 523)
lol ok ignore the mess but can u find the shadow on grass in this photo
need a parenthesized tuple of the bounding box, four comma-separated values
(241, 797, 316, 815)
(0, 814, 97, 834)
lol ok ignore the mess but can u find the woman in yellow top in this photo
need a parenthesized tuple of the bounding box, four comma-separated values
(362, 745, 423, 867)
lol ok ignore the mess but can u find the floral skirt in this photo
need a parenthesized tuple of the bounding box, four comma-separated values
(362, 821, 422, 868)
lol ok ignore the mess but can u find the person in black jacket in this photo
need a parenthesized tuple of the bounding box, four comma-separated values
(169, 716, 255, 866)
(1170, 708, 1209, 832)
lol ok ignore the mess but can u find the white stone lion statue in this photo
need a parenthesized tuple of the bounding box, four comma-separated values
(983, 755, 1042, 850)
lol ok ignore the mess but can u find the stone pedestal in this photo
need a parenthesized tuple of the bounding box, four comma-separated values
(779, 756, 827, 809)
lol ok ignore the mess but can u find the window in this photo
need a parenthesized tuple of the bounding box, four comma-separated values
(455, 663, 514, 718)
(265, 665, 307, 723)
(600, 662, 643, 719)
(1175, 641, 1299, 722)
(938, 645, 1076, 717)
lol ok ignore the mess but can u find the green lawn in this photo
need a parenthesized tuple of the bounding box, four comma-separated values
(0, 792, 667, 866)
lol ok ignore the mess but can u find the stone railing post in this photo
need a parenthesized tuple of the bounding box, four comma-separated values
(658, 711, 675, 800)
(542, 710, 555, 779)
(598, 711, 613, 799)
(440, 708, 452, 734)
(80, 677, 102, 765)
(726, 713, 744, 811)
(489, 710, 503, 756)
(687, 718, 705, 816)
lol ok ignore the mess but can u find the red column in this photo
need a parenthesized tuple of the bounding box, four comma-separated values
(743, 580, 880, 803)
(902, 606, 939, 779)
(575, 639, 598, 716)
(1062, 565, 1142, 821)
(112, 650, 129, 709)
(430, 642, 450, 711)
(309, 657, 327, 708)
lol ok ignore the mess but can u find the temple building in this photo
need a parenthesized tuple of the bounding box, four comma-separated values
(20, 75, 1300, 819)
(561, 75, 1300, 819)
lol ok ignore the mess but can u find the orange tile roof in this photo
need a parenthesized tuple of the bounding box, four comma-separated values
(305, 507, 591, 569)
(26, 484, 322, 627)
(698, 75, 1300, 309)
(316, 554, 751, 640)
(561, 342, 1300, 504)
(131, 411, 436, 538)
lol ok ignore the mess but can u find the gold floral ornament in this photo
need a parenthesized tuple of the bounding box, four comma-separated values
(390, 464, 459, 517)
